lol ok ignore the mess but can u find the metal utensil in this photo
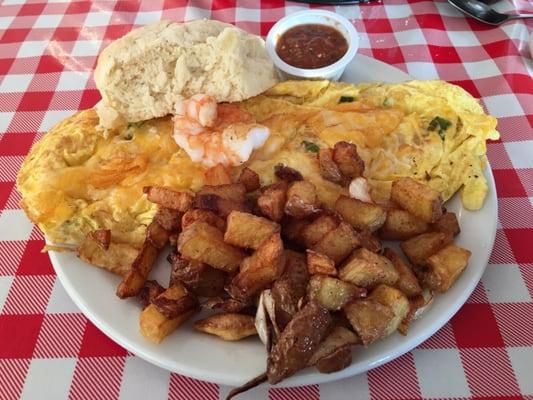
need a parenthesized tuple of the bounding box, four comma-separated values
(448, 0, 533, 25)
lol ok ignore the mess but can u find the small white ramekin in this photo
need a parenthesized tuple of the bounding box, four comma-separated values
(265, 10, 359, 81)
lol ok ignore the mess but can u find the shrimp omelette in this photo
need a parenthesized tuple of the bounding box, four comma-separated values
(16, 79, 499, 264)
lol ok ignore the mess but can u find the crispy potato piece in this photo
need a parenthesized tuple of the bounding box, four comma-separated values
(285, 181, 320, 219)
(271, 250, 309, 329)
(146, 219, 170, 249)
(391, 177, 443, 223)
(237, 167, 261, 192)
(384, 248, 422, 297)
(154, 207, 182, 232)
(339, 248, 399, 289)
(224, 211, 280, 249)
(139, 283, 197, 343)
(358, 229, 382, 253)
(315, 345, 352, 374)
(139, 280, 165, 309)
(369, 284, 410, 336)
(204, 165, 232, 185)
(194, 313, 257, 341)
(274, 164, 304, 182)
(318, 148, 344, 184)
(301, 215, 338, 247)
(378, 208, 429, 240)
(431, 211, 460, 236)
(227, 234, 285, 301)
(170, 255, 226, 297)
(308, 326, 359, 366)
(181, 209, 225, 232)
(198, 183, 246, 203)
(194, 193, 248, 219)
(400, 231, 453, 267)
(267, 300, 332, 384)
(307, 250, 337, 276)
(307, 274, 366, 311)
(201, 297, 251, 313)
(258, 182, 287, 222)
(178, 222, 246, 273)
(144, 186, 193, 212)
(398, 292, 432, 335)
(89, 229, 111, 250)
(335, 196, 386, 232)
(78, 234, 138, 276)
(423, 244, 471, 292)
(281, 217, 310, 245)
(312, 221, 360, 264)
(332, 141, 364, 179)
(343, 299, 394, 345)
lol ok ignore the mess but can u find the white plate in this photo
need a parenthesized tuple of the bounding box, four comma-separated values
(49, 54, 497, 387)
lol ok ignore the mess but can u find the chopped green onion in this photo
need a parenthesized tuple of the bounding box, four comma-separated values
(428, 116, 452, 139)
(302, 140, 320, 153)
(339, 96, 355, 103)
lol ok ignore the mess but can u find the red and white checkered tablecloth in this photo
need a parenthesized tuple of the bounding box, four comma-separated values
(0, 0, 532, 399)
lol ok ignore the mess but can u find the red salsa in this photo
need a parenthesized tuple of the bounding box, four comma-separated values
(276, 24, 348, 69)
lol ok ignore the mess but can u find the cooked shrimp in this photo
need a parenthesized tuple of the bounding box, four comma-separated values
(173, 95, 270, 167)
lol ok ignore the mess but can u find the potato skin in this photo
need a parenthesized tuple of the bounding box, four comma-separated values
(378, 208, 429, 240)
(194, 313, 257, 341)
(391, 177, 443, 223)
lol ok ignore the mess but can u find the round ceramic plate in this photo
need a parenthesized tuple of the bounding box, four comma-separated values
(49, 54, 498, 387)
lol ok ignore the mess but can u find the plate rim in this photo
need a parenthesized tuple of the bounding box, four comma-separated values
(48, 53, 498, 387)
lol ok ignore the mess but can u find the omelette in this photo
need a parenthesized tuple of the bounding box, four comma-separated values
(17, 80, 499, 260)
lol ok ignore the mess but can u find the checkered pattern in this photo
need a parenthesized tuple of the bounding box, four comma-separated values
(0, 0, 532, 399)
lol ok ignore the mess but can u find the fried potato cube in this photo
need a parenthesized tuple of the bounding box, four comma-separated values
(318, 148, 344, 184)
(198, 183, 247, 203)
(194, 313, 257, 341)
(237, 167, 261, 192)
(181, 209, 226, 232)
(177, 221, 246, 273)
(431, 211, 460, 236)
(332, 141, 364, 179)
(335, 195, 386, 232)
(274, 164, 304, 182)
(194, 193, 247, 219)
(391, 177, 443, 223)
(308, 326, 359, 367)
(400, 231, 453, 267)
(378, 208, 429, 240)
(284, 181, 320, 219)
(338, 248, 399, 288)
(144, 186, 193, 212)
(301, 215, 338, 247)
(258, 182, 287, 222)
(358, 229, 382, 253)
(78, 234, 138, 276)
(89, 229, 111, 250)
(343, 299, 393, 345)
(312, 221, 360, 264)
(315, 345, 352, 374)
(139, 280, 165, 309)
(369, 284, 410, 336)
(227, 234, 285, 301)
(307, 274, 366, 311)
(281, 217, 310, 245)
(423, 244, 471, 292)
(384, 248, 422, 297)
(204, 164, 232, 185)
(170, 255, 226, 297)
(307, 250, 337, 276)
(398, 292, 432, 335)
(224, 211, 280, 249)
(140, 283, 197, 343)
(154, 207, 182, 232)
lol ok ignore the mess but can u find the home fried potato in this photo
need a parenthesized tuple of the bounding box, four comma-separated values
(274, 164, 303, 182)
(198, 183, 247, 203)
(194, 193, 247, 218)
(308, 326, 359, 367)
(204, 165, 232, 185)
(391, 177, 443, 223)
(140, 283, 197, 343)
(143, 186, 193, 212)
(281, 217, 310, 245)
(153, 207, 182, 232)
(78, 233, 138, 276)
(343, 299, 394, 345)
(335, 196, 386, 232)
(358, 229, 382, 253)
(89, 229, 111, 250)
(258, 182, 287, 222)
(318, 148, 344, 184)
(170, 255, 226, 297)
(423, 244, 471, 292)
(238, 167, 261, 192)
(178, 221, 246, 273)
(400, 231, 453, 267)
(384, 248, 422, 297)
(339, 248, 399, 289)
(201, 297, 251, 314)
(378, 208, 429, 240)
(332, 141, 364, 179)
(194, 313, 257, 341)
(285, 180, 320, 219)
(227, 234, 285, 301)
(369, 284, 410, 336)
(224, 211, 279, 249)
(312, 221, 359, 264)
(139, 280, 165, 309)
(315, 345, 352, 374)
(307, 274, 366, 311)
(301, 214, 338, 247)
(181, 209, 226, 232)
(398, 291, 433, 335)
(431, 211, 460, 236)
(307, 250, 337, 276)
